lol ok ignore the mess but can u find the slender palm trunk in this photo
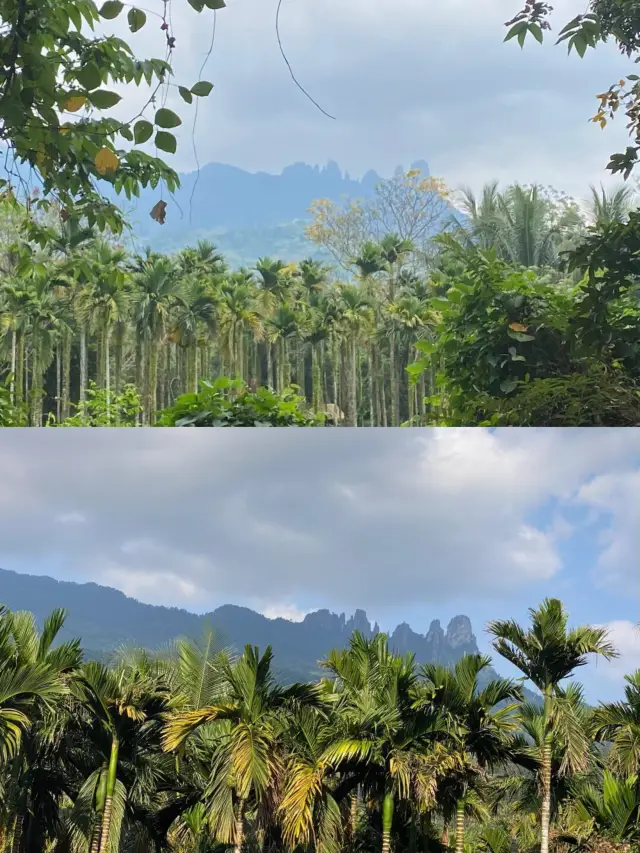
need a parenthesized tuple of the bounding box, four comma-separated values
(10, 812, 23, 853)
(350, 787, 359, 839)
(90, 822, 101, 853)
(62, 332, 72, 418)
(30, 345, 42, 427)
(189, 342, 198, 393)
(455, 800, 464, 853)
(389, 332, 399, 426)
(234, 797, 246, 853)
(146, 338, 158, 424)
(79, 325, 87, 403)
(98, 736, 119, 853)
(266, 341, 273, 388)
(540, 686, 553, 853)
(14, 330, 23, 406)
(345, 336, 357, 426)
(368, 350, 376, 426)
(311, 343, 322, 411)
(135, 335, 144, 396)
(55, 344, 61, 420)
(296, 343, 305, 394)
(104, 330, 111, 421)
(114, 326, 124, 396)
(381, 792, 394, 853)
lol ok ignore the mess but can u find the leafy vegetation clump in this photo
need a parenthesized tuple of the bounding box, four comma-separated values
(47, 382, 143, 426)
(157, 377, 327, 426)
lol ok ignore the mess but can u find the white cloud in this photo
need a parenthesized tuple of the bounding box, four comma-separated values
(100, 566, 200, 605)
(55, 512, 86, 525)
(260, 603, 309, 622)
(575, 470, 640, 587)
(597, 620, 640, 681)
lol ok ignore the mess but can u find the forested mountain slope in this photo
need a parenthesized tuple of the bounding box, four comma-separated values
(0, 567, 538, 699)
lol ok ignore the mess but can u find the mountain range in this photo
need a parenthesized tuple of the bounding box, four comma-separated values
(0, 567, 536, 698)
(119, 159, 435, 264)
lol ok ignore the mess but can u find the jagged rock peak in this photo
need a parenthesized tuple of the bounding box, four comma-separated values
(445, 615, 476, 649)
(303, 609, 345, 633)
(345, 608, 372, 636)
(391, 622, 415, 645)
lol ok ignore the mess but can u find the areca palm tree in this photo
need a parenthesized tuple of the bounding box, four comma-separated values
(378, 234, 414, 426)
(162, 645, 322, 853)
(332, 284, 374, 426)
(319, 633, 460, 853)
(73, 655, 171, 853)
(0, 607, 82, 852)
(217, 275, 263, 382)
(487, 598, 618, 853)
(78, 241, 129, 404)
(593, 670, 640, 777)
(417, 654, 522, 853)
(132, 255, 180, 423)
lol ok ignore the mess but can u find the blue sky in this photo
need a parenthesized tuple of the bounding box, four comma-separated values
(0, 428, 638, 703)
(75, 0, 638, 202)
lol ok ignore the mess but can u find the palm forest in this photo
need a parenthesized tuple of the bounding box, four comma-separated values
(1, 176, 640, 429)
(0, 597, 638, 853)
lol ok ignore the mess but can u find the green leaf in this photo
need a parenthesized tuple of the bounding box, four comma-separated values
(204, 0, 226, 7)
(570, 34, 588, 57)
(504, 20, 527, 43)
(76, 64, 102, 91)
(528, 23, 543, 43)
(190, 80, 214, 97)
(134, 119, 154, 144)
(187, 0, 206, 9)
(155, 108, 182, 128)
(414, 339, 435, 355)
(89, 90, 122, 109)
(99, 0, 124, 19)
(507, 330, 535, 342)
(127, 7, 147, 32)
(500, 378, 520, 394)
(557, 15, 581, 36)
(178, 86, 193, 104)
(155, 131, 177, 153)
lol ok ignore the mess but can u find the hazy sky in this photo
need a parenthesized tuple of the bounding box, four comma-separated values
(0, 428, 638, 702)
(94, 0, 637, 199)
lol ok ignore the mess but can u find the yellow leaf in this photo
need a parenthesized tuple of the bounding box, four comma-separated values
(94, 147, 120, 175)
(509, 322, 528, 332)
(64, 95, 87, 112)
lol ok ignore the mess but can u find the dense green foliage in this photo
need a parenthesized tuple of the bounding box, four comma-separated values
(0, 598, 637, 853)
(0, 0, 219, 231)
(0, 178, 638, 427)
